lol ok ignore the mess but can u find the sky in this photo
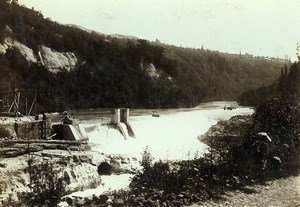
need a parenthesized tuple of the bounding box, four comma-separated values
(18, 0, 300, 61)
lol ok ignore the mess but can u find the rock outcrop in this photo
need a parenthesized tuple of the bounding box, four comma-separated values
(39, 46, 77, 72)
(1, 37, 77, 72)
(140, 62, 160, 79)
(4, 38, 37, 62)
(198, 115, 252, 148)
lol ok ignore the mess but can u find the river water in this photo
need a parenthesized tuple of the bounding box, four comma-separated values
(78, 101, 253, 161)
(59, 101, 253, 204)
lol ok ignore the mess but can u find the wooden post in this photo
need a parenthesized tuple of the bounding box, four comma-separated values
(34, 89, 37, 116)
(26, 97, 27, 116)
(28, 100, 35, 116)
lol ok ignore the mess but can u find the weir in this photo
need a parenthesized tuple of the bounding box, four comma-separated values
(43, 103, 253, 161)
(1, 102, 253, 161)
(82, 104, 254, 160)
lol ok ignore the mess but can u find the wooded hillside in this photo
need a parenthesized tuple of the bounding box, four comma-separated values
(0, 0, 286, 112)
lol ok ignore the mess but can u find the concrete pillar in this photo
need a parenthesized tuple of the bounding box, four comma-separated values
(121, 108, 129, 123)
(111, 109, 120, 125)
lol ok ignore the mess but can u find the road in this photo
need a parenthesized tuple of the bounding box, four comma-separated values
(189, 174, 300, 207)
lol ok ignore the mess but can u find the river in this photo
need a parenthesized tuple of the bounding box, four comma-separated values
(59, 101, 253, 205)
(76, 101, 253, 161)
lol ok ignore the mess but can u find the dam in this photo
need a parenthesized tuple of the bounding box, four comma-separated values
(77, 102, 254, 161)
(0, 102, 253, 160)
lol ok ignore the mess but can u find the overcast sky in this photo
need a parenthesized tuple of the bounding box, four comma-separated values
(18, 0, 300, 61)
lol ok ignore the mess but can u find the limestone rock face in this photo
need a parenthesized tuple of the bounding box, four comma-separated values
(4, 38, 37, 62)
(1, 38, 77, 72)
(39, 45, 77, 72)
(140, 62, 160, 79)
(146, 63, 160, 79)
(0, 43, 8, 55)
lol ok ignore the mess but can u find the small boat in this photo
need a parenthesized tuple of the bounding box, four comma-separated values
(152, 113, 160, 117)
(223, 105, 236, 110)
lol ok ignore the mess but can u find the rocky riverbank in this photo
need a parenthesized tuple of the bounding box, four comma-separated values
(0, 147, 140, 206)
(198, 115, 252, 148)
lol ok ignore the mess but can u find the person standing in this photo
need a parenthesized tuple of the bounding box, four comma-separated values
(255, 132, 272, 170)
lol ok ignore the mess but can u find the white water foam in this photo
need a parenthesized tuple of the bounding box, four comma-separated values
(80, 103, 253, 161)
(59, 174, 133, 207)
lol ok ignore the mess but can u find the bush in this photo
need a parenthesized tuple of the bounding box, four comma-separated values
(140, 146, 154, 175)
(243, 96, 300, 173)
(20, 159, 66, 207)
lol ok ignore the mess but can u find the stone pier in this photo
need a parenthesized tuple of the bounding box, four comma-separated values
(110, 108, 135, 139)
(111, 108, 130, 125)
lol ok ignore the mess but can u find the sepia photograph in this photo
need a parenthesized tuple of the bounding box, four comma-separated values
(0, 0, 299, 206)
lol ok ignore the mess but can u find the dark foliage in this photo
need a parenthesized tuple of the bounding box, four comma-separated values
(238, 62, 300, 171)
(236, 62, 300, 177)
(0, 1, 283, 112)
(237, 84, 275, 106)
(238, 62, 300, 106)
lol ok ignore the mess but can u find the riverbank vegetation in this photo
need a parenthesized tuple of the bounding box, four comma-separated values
(238, 62, 299, 106)
(63, 62, 300, 206)
(0, 1, 284, 112)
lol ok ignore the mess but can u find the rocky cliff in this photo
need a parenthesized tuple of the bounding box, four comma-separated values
(1, 36, 77, 73)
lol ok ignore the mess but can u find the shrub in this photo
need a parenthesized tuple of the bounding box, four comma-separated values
(140, 146, 154, 175)
(20, 158, 66, 207)
(240, 95, 299, 171)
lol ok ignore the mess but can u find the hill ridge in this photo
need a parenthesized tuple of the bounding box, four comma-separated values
(0, 0, 287, 111)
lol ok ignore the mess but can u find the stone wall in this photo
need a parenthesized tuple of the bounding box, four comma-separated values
(0, 116, 52, 140)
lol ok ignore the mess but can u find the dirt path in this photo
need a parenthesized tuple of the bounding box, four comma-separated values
(189, 174, 300, 207)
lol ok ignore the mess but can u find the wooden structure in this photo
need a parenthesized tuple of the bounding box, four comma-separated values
(0, 89, 37, 116)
